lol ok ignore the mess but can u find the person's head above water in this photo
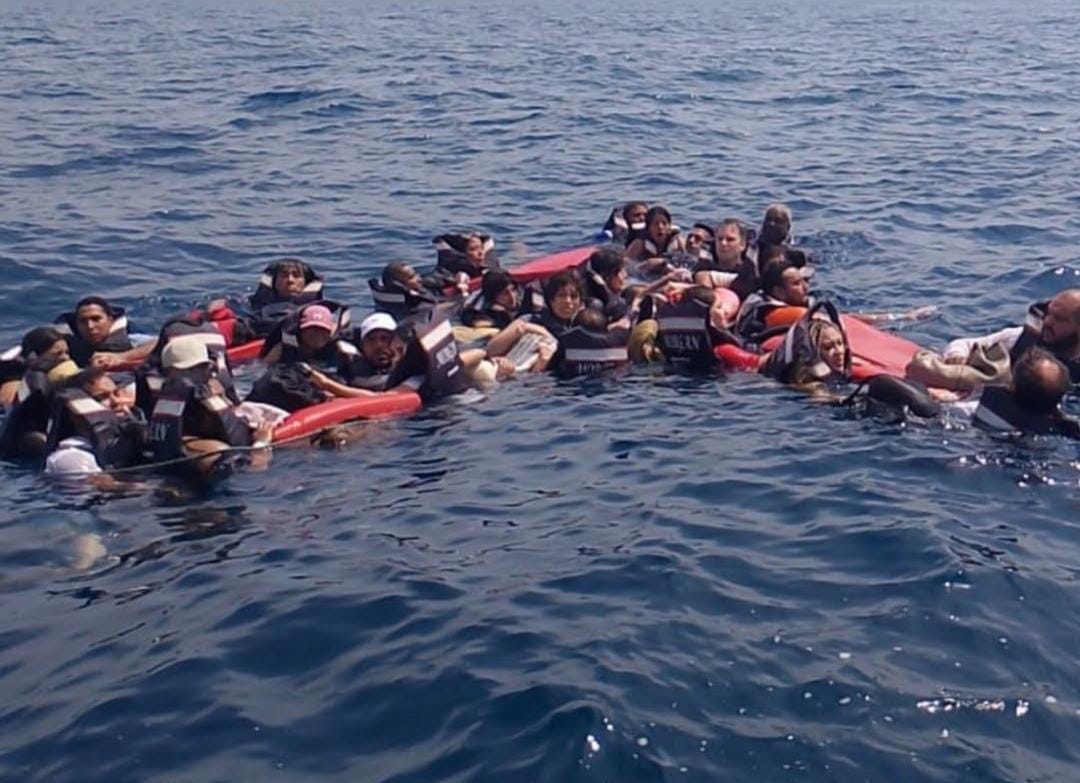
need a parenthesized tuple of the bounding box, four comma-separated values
(73, 297, 118, 348)
(358, 312, 399, 370)
(464, 234, 487, 268)
(589, 248, 628, 293)
(762, 259, 809, 307)
(544, 270, 585, 323)
(760, 203, 792, 246)
(297, 305, 336, 355)
(686, 223, 714, 254)
(21, 326, 69, 369)
(383, 261, 423, 291)
(1040, 288, 1080, 355)
(272, 259, 308, 299)
(808, 319, 846, 373)
(644, 206, 674, 246)
(714, 218, 747, 265)
(1012, 347, 1069, 415)
(65, 367, 131, 412)
(573, 307, 608, 333)
(622, 201, 648, 227)
(481, 270, 519, 311)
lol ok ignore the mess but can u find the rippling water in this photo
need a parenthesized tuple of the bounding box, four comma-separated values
(2, 0, 1080, 780)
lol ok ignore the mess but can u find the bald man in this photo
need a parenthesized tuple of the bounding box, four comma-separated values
(944, 288, 1080, 384)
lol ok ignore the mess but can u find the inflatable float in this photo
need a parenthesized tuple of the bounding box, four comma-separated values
(715, 314, 924, 381)
(271, 390, 423, 443)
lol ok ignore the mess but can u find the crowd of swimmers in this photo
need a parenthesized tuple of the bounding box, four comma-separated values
(2, 202, 1079, 488)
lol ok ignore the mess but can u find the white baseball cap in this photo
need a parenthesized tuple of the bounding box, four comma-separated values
(360, 312, 397, 340)
(162, 339, 212, 370)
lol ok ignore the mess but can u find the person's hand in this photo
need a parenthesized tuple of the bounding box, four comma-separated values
(944, 354, 968, 365)
(253, 422, 274, 447)
(90, 353, 120, 368)
(308, 369, 332, 389)
(671, 268, 692, 283)
(454, 272, 470, 296)
(493, 357, 516, 381)
(536, 341, 556, 367)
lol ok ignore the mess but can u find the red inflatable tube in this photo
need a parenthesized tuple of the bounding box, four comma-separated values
(227, 340, 265, 363)
(714, 343, 764, 372)
(271, 390, 423, 443)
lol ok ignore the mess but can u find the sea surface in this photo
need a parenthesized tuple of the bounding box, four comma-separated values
(2, 0, 1079, 780)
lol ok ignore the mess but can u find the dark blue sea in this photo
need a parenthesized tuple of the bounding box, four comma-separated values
(2, 0, 1080, 780)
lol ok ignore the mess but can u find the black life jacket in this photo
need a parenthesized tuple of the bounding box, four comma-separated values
(599, 206, 648, 247)
(388, 314, 470, 400)
(249, 260, 324, 310)
(369, 277, 441, 321)
(146, 316, 240, 401)
(260, 300, 352, 366)
(432, 233, 499, 279)
(735, 292, 791, 340)
(1009, 301, 1080, 385)
(44, 387, 148, 469)
(336, 340, 394, 392)
(554, 326, 630, 379)
(579, 263, 629, 323)
(245, 362, 330, 412)
(149, 374, 252, 462)
(54, 307, 134, 367)
(530, 309, 575, 339)
(656, 297, 717, 368)
(760, 301, 851, 384)
(974, 385, 1080, 438)
(0, 369, 51, 457)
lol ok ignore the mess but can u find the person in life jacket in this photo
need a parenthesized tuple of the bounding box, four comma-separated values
(54, 296, 155, 369)
(654, 286, 741, 370)
(940, 288, 1080, 386)
(335, 312, 406, 393)
(384, 311, 474, 400)
(755, 203, 811, 270)
(430, 232, 500, 290)
(759, 302, 851, 391)
(683, 223, 716, 265)
(369, 261, 446, 321)
(482, 268, 587, 371)
(0, 327, 75, 457)
(550, 307, 630, 379)
(242, 258, 326, 338)
(260, 302, 351, 366)
(736, 259, 811, 340)
(43, 367, 149, 480)
(694, 218, 759, 298)
(136, 313, 241, 415)
(599, 201, 649, 246)
(966, 348, 1079, 437)
(580, 247, 634, 323)
(149, 340, 273, 474)
(460, 269, 542, 330)
(624, 205, 686, 276)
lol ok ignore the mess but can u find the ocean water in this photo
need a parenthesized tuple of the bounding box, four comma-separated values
(2, 0, 1080, 781)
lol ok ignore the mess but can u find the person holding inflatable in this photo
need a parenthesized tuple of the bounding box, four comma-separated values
(623, 205, 685, 276)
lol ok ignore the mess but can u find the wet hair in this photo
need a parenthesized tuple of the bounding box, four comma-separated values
(759, 244, 789, 267)
(21, 326, 65, 359)
(588, 247, 625, 281)
(62, 366, 108, 392)
(764, 203, 792, 224)
(761, 259, 798, 297)
(481, 269, 516, 303)
(382, 261, 415, 288)
(716, 218, 747, 242)
(622, 201, 648, 222)
(685, 286, 718, 307)
(273, 258, 305, 277)
(690, 223, 715, 241)
(808, 319, 844, 352)
(573, 307, 607, 332)
(75, 296, 114, 316)
(645, 205, 672, 229)
(1012, 347, 1069, 414)
(543, 269, 584, 305)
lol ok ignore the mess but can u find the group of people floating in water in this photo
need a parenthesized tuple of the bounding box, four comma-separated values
(2, 201, 1079, 487)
